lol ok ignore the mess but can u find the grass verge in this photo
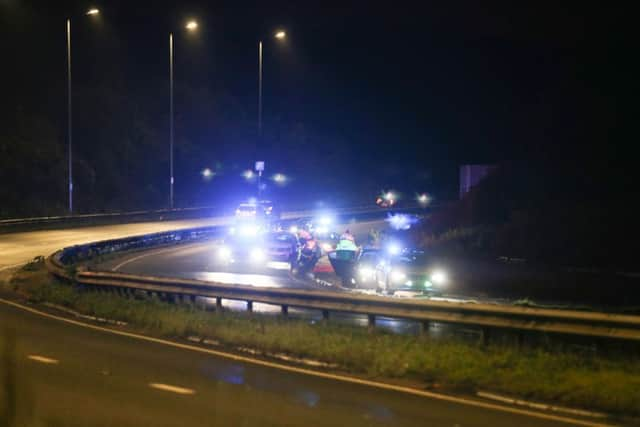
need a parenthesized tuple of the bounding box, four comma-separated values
(4, 262, 640, 418)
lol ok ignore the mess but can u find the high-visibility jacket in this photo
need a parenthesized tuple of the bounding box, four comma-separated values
(336, 239, 357, 252)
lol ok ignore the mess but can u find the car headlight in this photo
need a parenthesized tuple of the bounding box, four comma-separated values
(240, 224, 259, 236)
(289, 225, 298, 233)
(218, 246, 231, 260)
(358, 267, 374, 281)
(430, 270, 447, 286)
(250, 248, 265, 262)
(391, 270, 406, 283)
(322, 243, 333, 252)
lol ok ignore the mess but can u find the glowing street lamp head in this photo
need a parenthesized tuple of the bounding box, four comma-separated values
(86, 8, 100, 15)
(243, 170, 254, 180)
(417, 193, 430, 205)
(201, 168, 214, 179)
(185, 20, 198, 31)
(274, 30, 286, 40)
(273, 173, 287, 184)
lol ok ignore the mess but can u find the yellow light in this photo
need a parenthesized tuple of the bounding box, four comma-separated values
(185, 20, 198, 31)
(274, 31, 286, 40)
(86, 8, 100, 15)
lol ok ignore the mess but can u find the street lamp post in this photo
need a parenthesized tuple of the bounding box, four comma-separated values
(257, 30, 286, 139)
(168, 20, 198, 209)
(256, 30, 286, 199)
(66, 8, 100, 215)
(66, 18, 73, 214)
(169, 32, 174, 209)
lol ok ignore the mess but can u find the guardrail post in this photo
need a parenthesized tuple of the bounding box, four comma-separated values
(481, 327, 491, 346)
(247, 301, 253, 312)
(216, 297, 222, 309)
(420, 320, 431, 336)
(281, 305, 288, 317)
(322, 310, 330, 321)
(368, 314, 376, 332)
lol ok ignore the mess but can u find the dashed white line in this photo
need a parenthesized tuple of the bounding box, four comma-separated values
(27, 355, 59, 364)
(0, 297, 613, 427)
(149, 383, 196, 395)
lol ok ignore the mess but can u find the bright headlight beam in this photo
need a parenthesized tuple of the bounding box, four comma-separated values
(430, 270, 447, 285)
(250, 248, 265, 263)
(391, 270, 406, 283)
(218, 246, 231, 260)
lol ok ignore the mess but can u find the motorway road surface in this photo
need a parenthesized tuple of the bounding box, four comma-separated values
(94, 219, 383, 286)
(0, 217, 231, 272)
(0, 300, 589, 427)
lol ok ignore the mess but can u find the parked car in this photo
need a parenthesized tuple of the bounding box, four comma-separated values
(374, 249, 448, 294)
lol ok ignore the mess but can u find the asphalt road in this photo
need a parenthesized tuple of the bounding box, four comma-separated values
(0, 217, 231, 272)
(0, 299, 589, 427)
(96, 219, 383, 283)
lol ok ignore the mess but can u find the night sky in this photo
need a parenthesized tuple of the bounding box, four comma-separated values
(0, 1, 631, 213)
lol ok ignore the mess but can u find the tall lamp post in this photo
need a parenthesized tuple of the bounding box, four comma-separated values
(66, 7, 100, 214)
(169, 19, 199, 209)
(257, 30, 286, 139)
(256, 30, 286, 199)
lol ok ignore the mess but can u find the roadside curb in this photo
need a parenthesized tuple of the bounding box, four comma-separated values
(477, 391, 608, 419)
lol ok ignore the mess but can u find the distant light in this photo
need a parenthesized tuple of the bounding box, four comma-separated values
(201, 168, 214, 179)
(391, 270, 407, 283)
(387, 244, 401, 256)
(430, 270, 448, 286)
(218, 246, 231, 260)
(86, 8, 100, 15)
(274, 31, 286, 40)
(250, 247, 266, 263)
(319, 216, 332, 226)
(289, 225, 298, 233)
(243, 170, 254, 180)
(185, 20, 198, 31)
(273, 173, 287, 184)
(239, 224, 259, 236)
(387, 213, 417, 230)
(417, 193, 430, 206)
(384, 192, 395, 201)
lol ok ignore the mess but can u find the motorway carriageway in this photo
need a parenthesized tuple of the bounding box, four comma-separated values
(0, 299, 603, 427)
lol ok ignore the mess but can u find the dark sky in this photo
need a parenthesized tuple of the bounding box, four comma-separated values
(0, 1, 631, 207)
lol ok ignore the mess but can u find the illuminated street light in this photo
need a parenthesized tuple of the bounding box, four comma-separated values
(273, 173, 287, 184)
(417, 193, 430, 206)
(169, 19, 201, 208)
(258, 28, 287, 139)
(202, 168, 214, 179)
(66, 10, 101, 214)
(243, 170, 255, 180)
(185, 20, 198, 31)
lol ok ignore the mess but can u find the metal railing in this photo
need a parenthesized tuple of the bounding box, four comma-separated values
(42, 219, 640, 343)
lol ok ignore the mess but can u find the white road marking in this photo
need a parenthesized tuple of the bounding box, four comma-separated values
(0, 298, 613, 427)
(27, 354, 59, 364)
(149, 383, 195, 395)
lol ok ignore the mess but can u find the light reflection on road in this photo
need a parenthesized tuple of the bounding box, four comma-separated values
(193, 272, 284, 288)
